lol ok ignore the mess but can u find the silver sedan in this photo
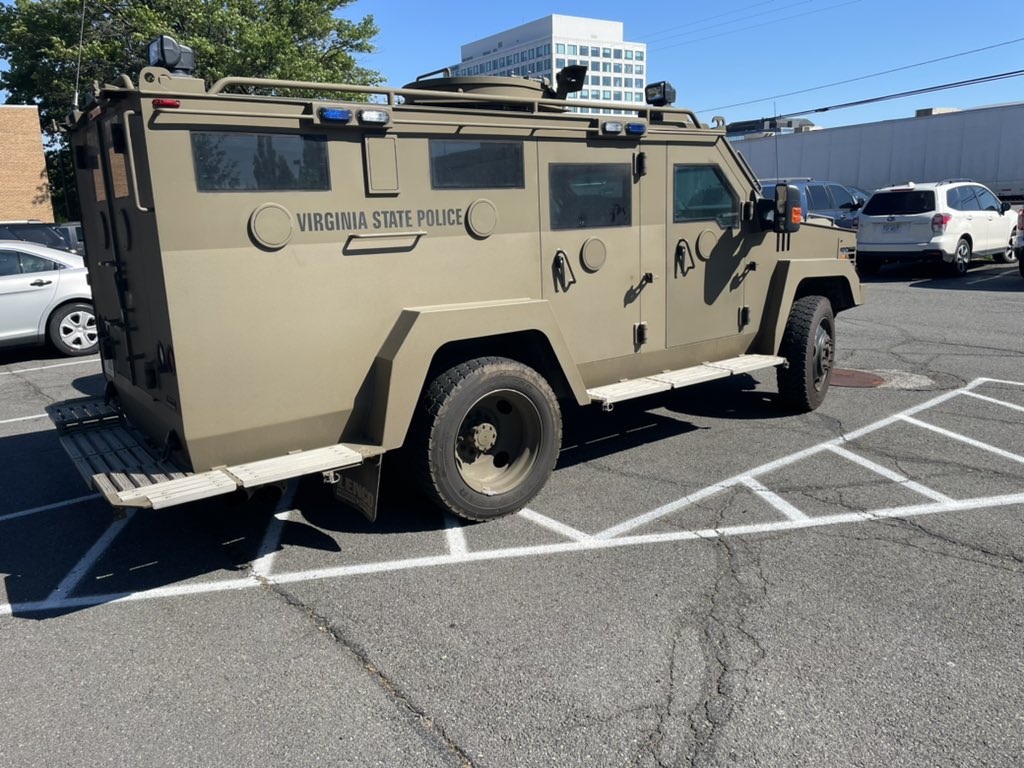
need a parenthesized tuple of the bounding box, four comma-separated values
(0, 240, 97, 356)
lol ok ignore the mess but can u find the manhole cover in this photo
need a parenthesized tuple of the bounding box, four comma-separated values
(831, 369, 885, 388)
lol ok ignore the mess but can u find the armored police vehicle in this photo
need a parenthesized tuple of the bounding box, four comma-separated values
(49, 37, 861, 522)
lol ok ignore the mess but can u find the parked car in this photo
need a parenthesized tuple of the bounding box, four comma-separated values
(52, 221, 86, 254)
(0, 240, 97, 356)
(1017, 208, 1024, 277)
(758, 178, 866, 229)
(0, 221, 76, 253)
(856, 180, 1018, 276)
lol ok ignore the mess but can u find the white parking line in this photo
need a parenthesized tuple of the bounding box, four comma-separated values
(741, 477, 809, 520)
(0, 359, 99, 377)
(251, 482, 299, 579)
(826, 445, 952, 503)
(43, 511, 136, 600)
(961, 390, 1024, 414)
(518, 508, 593, 541)
(6, 489, 1024, 617)
(0, 413, 47, 426)
(444, 513, 469, 557)
(899, 415, 1024, 464)
(0, 494, 102, 523)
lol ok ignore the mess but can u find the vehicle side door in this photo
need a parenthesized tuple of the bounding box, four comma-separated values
(664, 151, 746, 352)
(0, 249, 60, 342)
(975, 186, 1005, 253)
(951, 186, 987, 252)
(827, 184, 859, 229)
(805, 183, 835, 225)
(539, 146, 641, 364)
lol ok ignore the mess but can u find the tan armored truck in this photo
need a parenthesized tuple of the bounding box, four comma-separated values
(49, 37, 861, 521)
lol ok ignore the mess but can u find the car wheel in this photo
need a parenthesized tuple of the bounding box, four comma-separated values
(412, 357, 561, 521)
(777, 296, 835, 412)
(995, 227, 1017, 263)
(949, 238, 971, 276)
(48, 302, 98, 356)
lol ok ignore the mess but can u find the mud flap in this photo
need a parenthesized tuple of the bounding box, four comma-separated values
(331, 454, 383, 522)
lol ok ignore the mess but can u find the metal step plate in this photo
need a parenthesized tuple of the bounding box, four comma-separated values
(588, 354, 785, 407)
(225, 445, 364, 488)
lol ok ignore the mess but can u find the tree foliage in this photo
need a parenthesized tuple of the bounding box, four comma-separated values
(0, 0, 381, 126)
(0, 0, 379, 220)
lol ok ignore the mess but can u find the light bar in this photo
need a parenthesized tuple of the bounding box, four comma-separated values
(626, 123, 646, 136)
(318, 107, 352, 123)
(358, 109, 390, 125)
(602, 121, 624, 135)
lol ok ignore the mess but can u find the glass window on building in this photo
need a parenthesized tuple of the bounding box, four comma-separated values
(625, 50, 634, 60)
(601, 62, 610, 72)
(602, 48, 611, 57)
(613, 77, 622, 87)
(590, 75, 599, 85)
(624, 78, 632, 87)
(544, 44, 551, 54)
(634, 92, 643, 101)
(625, 64, 633, 74)
(592, 92, 601, 100)
(635, 65, 644, 74)
(613, 91, 622, 101)
(635, 51, 645, 61)
(580, 89, 589, 99)
(603, 90, 611, 99)
(602, 76, 611, 86)
(569, 59, 577, 66)
(556, 58, 565, 68)
(579, 45, 589, 56)
(556, 43, 565, 54)
(613, 63, 622, 73)
(568, 44, 577, 55)
(613, 49, 622, 59)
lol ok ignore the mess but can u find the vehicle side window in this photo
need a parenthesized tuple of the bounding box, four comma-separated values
(20, 254, 58, 273)
(672, 165, 738, 227)
(975, 187, 1000, 212)
(0, 250, 19, 277)
(806, 184, 832, 211)
(956, 186, 980, 211)
(828, 184, 856, 210)
(190, 132, 330, 192)
(946, 188, 962, 210)
(430, 140, 524, 189)
(549, 163, 632, 229)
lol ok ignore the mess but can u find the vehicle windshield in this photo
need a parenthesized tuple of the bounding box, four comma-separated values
(862, 190, 935, 216)
(1, 224, 71, 249)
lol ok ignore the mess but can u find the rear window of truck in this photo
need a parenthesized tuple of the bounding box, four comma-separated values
(862, 190, 935, 216)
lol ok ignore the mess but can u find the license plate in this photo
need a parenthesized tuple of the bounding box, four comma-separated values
(882, 223, 902, 233)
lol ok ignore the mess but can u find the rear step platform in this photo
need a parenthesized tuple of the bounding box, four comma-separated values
(47, 398, 373, 509)
(587, 354, 785, 409)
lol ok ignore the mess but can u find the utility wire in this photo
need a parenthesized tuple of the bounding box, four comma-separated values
(768, 68, 1024, 120)
(699, 35, 1024, 112)
(634, 0, 776, 41)
(642, 0, 804, 44)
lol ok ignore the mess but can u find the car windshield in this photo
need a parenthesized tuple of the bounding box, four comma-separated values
(4, 224, 71, 249)
(862, 190, 935, 216)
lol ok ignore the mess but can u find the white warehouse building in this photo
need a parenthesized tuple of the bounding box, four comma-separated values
(449, 14, 648, 114)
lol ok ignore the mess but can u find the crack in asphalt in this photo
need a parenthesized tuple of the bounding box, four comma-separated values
(245, 570, 476, 768)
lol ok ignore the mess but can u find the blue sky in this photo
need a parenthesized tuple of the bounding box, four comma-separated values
(350, 0, 1024, 129)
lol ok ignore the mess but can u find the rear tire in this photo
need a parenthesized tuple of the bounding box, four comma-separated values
(411, 357, 561, 521)
(949, 238, 971, 276)
(777, 296, 835, 412)
(48, 302, 98, 356)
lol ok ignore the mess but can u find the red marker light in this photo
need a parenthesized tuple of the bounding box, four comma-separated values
(152, 98, 181, 108)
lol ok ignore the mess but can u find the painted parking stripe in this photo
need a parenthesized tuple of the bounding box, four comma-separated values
(444, 513, 469, 557)
(518, 508, 593, 542)
(827, 445, 953, 503)
(961, 390, 1024, 414)
(899, 415, 1024, 464)
(0, 359, 99, 377)
(0, 413, 47, 426)
(44, 511, 135, 600)
(250, 482, 299, 579)
(0, 494, 102, 523)
(741, 477, 809, 520)
(5, 489, 1024, 617)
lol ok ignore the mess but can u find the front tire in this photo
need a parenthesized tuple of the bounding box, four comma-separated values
(412, 357, 561, 521)
(777, 296, 835, 412)
(995, 228, 1017, 263)
(48, 302, 98, 356)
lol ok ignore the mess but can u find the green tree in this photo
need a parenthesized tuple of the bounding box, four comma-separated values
(0, 0, 380, 218)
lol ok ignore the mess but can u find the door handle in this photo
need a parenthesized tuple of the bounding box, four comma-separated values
(30, 279, 53, 287)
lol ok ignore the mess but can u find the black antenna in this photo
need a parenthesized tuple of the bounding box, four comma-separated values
(72, 0, 87, 110)
(773, 100, 779, 181)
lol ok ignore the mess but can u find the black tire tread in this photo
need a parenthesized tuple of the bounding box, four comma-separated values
(412, 356, 561, 522)
(777, 295, 832, 413)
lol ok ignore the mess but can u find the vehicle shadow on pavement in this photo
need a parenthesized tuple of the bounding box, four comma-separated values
(862, 262, 1022, 291)
(662, 374, 787, 421)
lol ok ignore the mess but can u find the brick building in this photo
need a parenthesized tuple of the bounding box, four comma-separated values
(0, 104, 54, 221)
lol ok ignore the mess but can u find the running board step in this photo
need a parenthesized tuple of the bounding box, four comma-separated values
(587, 354, 786, 408)
(47, 397, 377, 510)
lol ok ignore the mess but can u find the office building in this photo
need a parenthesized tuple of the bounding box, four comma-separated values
(450, 15, 647, 114)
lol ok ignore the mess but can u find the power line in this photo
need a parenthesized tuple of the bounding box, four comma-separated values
(698, 35, 1024, 113)
(769, 68, 1024, 120)
(641, 0, 799, 44)
(634, 0, 777, 41)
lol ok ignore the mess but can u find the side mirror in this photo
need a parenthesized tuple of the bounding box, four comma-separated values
(773, 184, 802, 233)
(1001, 201, 1012, 214)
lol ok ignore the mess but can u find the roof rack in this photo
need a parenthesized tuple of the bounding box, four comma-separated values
(938, 178, 974, 185)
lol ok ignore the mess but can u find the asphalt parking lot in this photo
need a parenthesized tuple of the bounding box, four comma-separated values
(2, 262, 1022, 767)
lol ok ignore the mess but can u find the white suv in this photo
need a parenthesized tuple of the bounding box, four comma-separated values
(856, 180, 1018, 276)
(1016, 208, 1024, 278)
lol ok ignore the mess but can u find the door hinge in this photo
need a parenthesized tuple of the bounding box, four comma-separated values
(634, 321, 649, 347)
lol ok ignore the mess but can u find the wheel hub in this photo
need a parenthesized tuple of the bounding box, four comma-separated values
(469, 422, 497, 452)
